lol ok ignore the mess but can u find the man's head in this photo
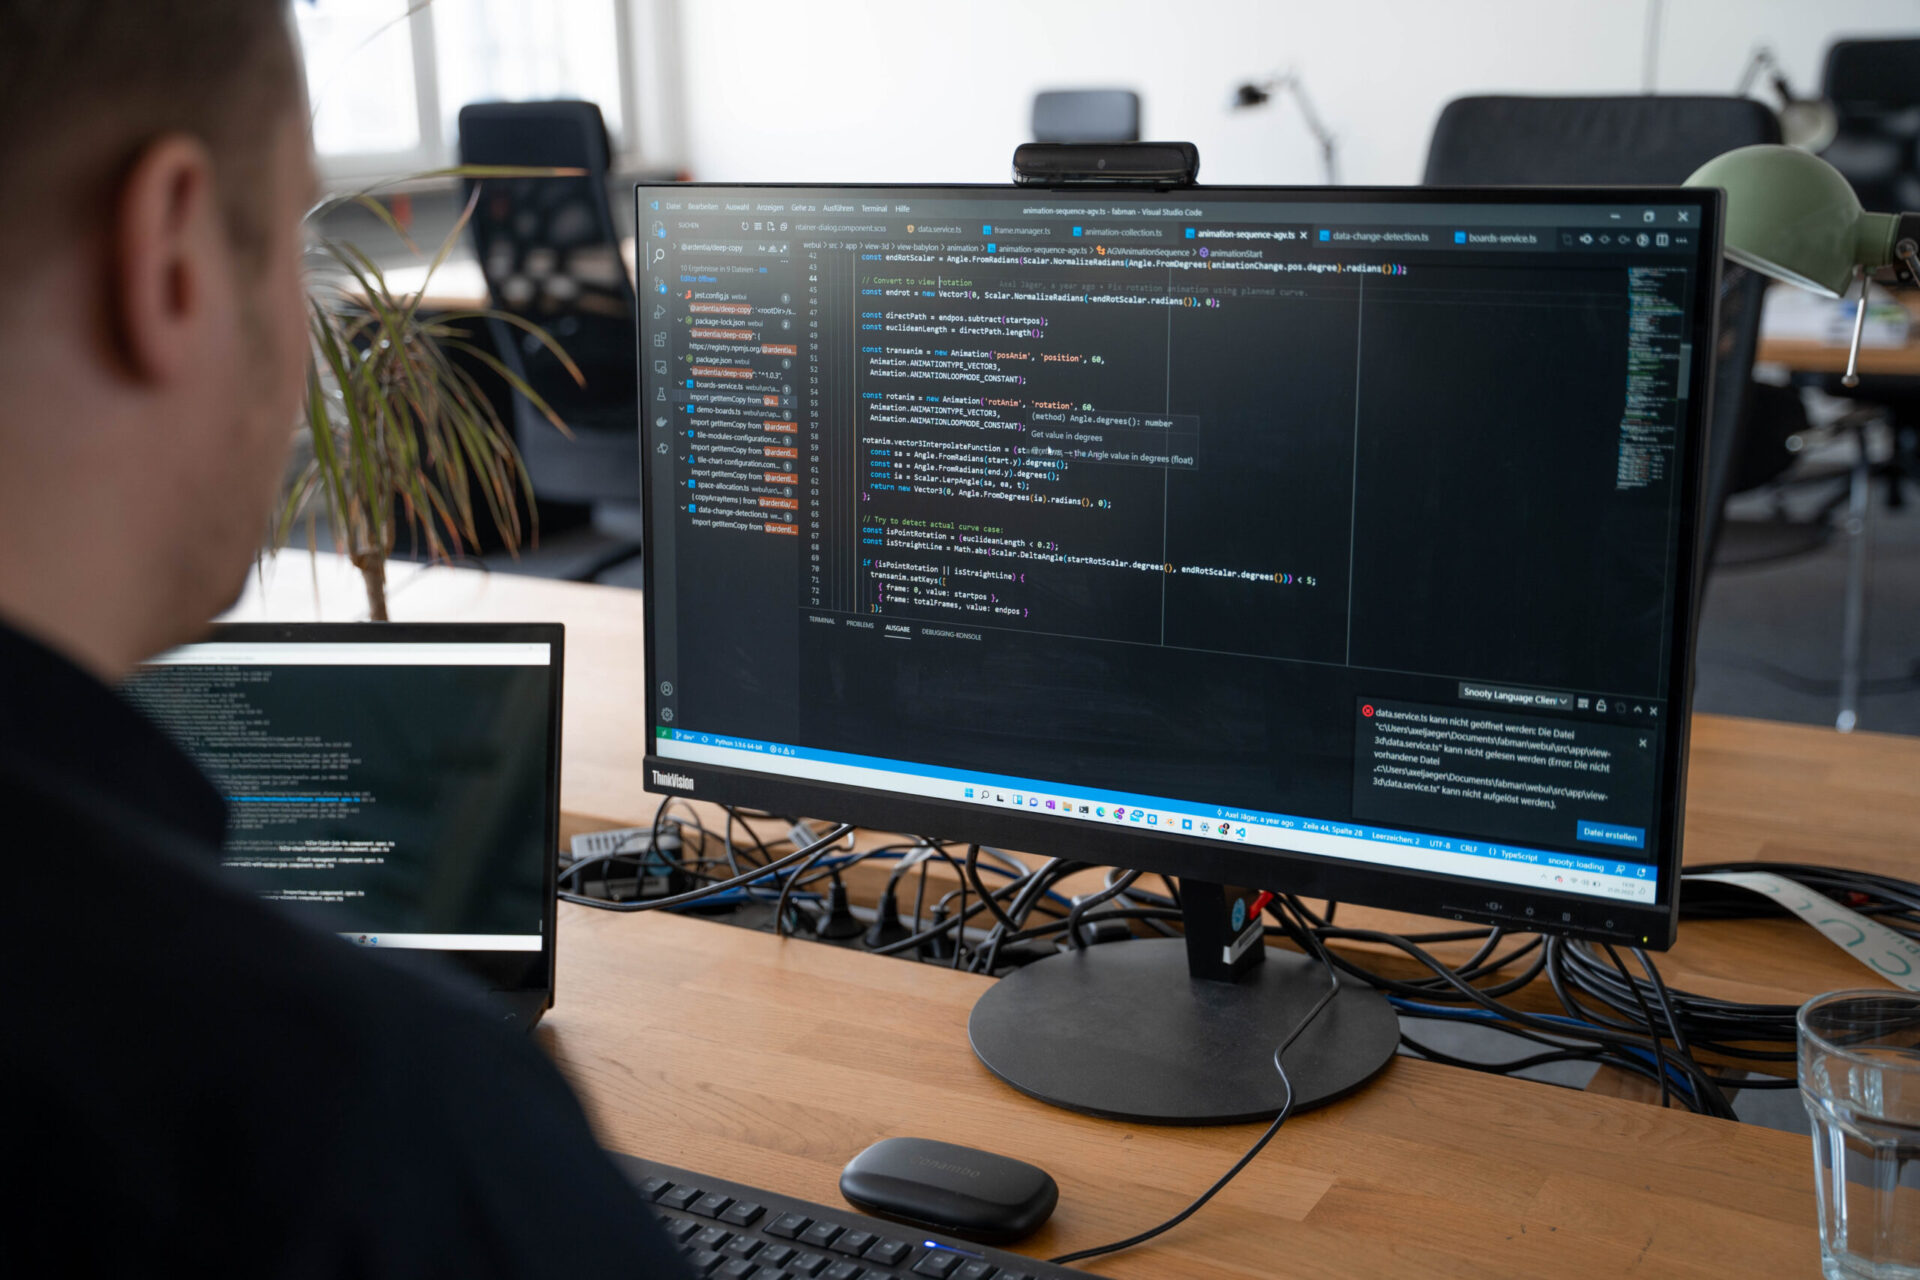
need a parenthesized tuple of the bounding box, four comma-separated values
(0, 1, 313, 678)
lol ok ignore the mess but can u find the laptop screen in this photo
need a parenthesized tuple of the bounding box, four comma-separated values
(125, 625, 563, 984)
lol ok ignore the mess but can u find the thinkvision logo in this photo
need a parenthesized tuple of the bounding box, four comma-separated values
(652, 770, 695, 791)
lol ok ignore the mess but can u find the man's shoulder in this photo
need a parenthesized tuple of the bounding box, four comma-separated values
(2, 763, 683, 1277)
(2, 767, 524, 1117)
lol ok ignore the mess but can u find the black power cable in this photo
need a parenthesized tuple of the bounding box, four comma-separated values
(1538, 861, 1920, 1080)
(1397, 1026, 1641, 1081)
(559, 823, 854, 913)
(566, 798, 809, 906)
(1290, 917, 1737, 1117)
(866, 873, 1064, 960)
(1601, 943, 1675, 1109)
(1284, 861, 1920, 1111)
(569, 809, 1909, 1108)
(1063, 869, 1141, 950)
(772, 845, 844, 938)
(1049, 899, 1342, 1268)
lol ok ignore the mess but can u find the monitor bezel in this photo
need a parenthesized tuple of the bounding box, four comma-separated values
(186, 621, 565, 997)
(635, 181, 1723, 950)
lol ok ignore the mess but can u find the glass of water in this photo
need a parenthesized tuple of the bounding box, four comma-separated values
(1802, 990, 1920, 1279)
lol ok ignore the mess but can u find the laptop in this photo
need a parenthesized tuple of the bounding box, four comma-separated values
(124, 622, 565, 1030)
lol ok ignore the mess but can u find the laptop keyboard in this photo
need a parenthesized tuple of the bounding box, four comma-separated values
(613, 1154, 1109, 1279)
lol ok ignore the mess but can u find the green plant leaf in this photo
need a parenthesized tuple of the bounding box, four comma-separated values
(429, 309, 587, 389)
(427, 331, 538, 550)
(286, 162, 585, 579)
(436, 336, 576, 439)
(347, 193, 420, 258)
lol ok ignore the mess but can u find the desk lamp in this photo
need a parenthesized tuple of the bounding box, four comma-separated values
(1686, 144, 1920, 385)
(1231, 71, 1338, 184)
(1733, 47, 1840, 152)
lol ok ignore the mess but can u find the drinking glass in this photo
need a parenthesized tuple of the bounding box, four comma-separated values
(1801, 990, 1920, 1280)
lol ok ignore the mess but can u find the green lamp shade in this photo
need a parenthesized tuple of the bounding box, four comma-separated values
(1684, 144, 1899, 298)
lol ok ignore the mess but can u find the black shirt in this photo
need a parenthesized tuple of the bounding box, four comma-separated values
(0, 622, 689, 1277)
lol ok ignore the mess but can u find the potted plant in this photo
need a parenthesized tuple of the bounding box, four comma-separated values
(276, 177, 581, 620)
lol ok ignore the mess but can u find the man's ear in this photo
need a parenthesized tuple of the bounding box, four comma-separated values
(112, 134, 221, 382)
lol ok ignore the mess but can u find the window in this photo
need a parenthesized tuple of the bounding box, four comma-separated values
(297, 0, 424, 162)
(434, 1, 626, 149)
(296, 0, 636, 182)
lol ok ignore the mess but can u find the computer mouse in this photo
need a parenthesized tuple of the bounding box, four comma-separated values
(839, 1136, 1059, 1244)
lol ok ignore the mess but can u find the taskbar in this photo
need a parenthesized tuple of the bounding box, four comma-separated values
(338, 932, 542, 952)
(653, 728, 1658, 906)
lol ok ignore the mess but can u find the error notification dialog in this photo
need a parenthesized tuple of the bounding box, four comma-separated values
(1351, 698, 1658, 857)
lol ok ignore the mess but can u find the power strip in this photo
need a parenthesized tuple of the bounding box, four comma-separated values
(567, 825, 685, 900)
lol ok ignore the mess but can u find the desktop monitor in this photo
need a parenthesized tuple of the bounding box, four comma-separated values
(636, 182, 1720, 1122)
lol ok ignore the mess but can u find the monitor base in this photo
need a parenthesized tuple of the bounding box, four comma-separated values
(968, 939, 1399, 1125)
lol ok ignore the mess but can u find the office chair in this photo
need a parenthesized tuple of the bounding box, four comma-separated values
(457, 100, 643, 581)
(1423, 95, 1782, 593)
(1821, 38, 1920, 214)
(1817, 37, 1920, 515)
(1031, 89, 1141, 144)
(1810, 39, 1920, 728)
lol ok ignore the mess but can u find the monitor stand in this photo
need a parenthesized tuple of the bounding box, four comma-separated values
(967, 880, 1399, 1124)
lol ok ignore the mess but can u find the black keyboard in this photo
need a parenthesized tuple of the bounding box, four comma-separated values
(613, 1153, 1109, 1280)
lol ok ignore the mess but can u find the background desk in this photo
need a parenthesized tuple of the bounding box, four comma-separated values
(228, 553, 1920, 1277)
(1756, 289, 1920, 377)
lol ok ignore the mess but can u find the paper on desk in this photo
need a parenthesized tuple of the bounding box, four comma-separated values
(1689, 870, 1920, 992)
(1761, 284, 1912, 348)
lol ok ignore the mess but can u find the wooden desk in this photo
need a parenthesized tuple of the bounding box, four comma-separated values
(547, 908, 1816, 1280)
(1757, 289, 1920, 377)
(369, 237, 636, 315)
(1758, 333, 1920, 377)
(230, 552, 1920, 1277)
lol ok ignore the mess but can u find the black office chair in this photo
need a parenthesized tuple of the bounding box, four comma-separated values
(1821, 38, 1920, 214)
(457, 100, 642, 580)
(1423, 95, 1782, 592)
(1818, 38, 1920, 514)
(1808, 40, 1920, 729)
(1031, 89, 1140, 144)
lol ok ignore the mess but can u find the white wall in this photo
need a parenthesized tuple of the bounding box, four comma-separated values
(665, 0, 1920, 185)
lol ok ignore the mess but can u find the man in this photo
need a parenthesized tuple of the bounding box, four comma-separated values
(0, 4, 688, 1274)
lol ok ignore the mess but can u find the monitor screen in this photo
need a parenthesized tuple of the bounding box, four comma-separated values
(124, 625, 563, 980)
(636, 184, 1719, 947)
